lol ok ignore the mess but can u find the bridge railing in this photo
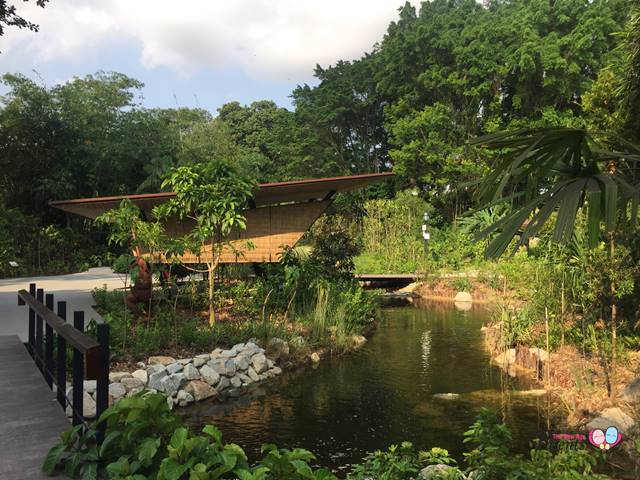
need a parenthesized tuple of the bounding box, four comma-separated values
(18, 283, 110, 440)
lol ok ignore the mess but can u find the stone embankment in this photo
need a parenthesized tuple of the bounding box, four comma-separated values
(68, 339, 289, 418)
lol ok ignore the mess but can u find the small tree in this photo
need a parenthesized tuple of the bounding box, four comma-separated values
(154, 162, 254, 325)
(96, 199, 168, 322)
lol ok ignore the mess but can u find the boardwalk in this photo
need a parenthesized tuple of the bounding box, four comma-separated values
(0, 335, 69, 479)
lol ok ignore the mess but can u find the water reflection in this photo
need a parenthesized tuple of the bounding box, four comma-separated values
(181, 304, 554, 470)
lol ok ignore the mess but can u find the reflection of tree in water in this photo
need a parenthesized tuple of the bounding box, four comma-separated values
(182, 388, 296, 438)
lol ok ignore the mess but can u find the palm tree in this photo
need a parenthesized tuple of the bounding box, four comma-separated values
(472, 127, 639, 374)
(472, 128, 639, 258)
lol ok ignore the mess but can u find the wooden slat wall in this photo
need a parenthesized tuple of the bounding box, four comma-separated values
(157, 201, 330, 264)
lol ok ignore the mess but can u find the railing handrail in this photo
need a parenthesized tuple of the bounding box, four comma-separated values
(18, 289, 100, 354)
(17, 283, 110, 440)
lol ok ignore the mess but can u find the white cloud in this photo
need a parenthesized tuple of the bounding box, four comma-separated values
(1, 0, 412, 81)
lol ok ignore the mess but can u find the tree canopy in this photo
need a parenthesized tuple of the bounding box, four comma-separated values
(0, 0, 635, 274)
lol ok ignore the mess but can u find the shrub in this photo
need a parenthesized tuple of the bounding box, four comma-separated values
(44, 392, 337, 480)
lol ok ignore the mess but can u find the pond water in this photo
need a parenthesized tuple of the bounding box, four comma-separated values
(181, 302, 554, 472)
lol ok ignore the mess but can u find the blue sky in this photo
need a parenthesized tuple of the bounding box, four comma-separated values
(1, 1, 411, 113)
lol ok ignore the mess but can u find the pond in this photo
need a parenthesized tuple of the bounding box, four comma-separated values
(181, 302, 555, 472)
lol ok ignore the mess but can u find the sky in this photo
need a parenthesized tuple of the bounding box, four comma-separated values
(0, 0, 412, 112)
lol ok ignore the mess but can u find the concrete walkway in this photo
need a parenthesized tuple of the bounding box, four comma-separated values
(0, 268, 123, 341)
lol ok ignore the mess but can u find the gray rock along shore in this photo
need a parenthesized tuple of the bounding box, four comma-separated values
(68, 340, 285, 418)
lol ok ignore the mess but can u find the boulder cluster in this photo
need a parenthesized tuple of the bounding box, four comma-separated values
(69, 341, 284, 418)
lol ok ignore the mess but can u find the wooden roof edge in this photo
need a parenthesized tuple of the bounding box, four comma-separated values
(49, 172, 395, 207)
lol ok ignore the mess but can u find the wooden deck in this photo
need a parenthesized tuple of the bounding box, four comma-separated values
(0, 335, 69, 479)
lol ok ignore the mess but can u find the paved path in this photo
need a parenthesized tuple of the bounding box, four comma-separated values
(0, 335, 71, 479)
(0, 268, 123, 341)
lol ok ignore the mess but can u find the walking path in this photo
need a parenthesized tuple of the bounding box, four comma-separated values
(0, 268, 122, 340)
(0, 335, 71, 479)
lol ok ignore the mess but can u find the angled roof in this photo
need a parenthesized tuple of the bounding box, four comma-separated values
(50, 172, 394, 219)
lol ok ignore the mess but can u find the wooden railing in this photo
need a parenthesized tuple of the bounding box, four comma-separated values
(18, 283, 110, 440)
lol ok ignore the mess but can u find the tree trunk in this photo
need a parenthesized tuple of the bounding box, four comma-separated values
(208, 264, 216, 326)
(610, 234, 617, 372)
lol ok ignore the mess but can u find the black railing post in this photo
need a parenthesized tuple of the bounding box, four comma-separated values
(96, 323, 110, 443)
(56, 301, 67, 409)
(72, 311, 84, 427)
(44, 293, 55, 388)
(27, 283, 36, 356)
(35, 288, 44, 370)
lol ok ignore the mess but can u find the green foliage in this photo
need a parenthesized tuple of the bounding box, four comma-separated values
(347, 442, 425, 480)
(45, 395, 609, 480)
(155, 162, 255, 324)
(308, 215, 361, 281)
(93, 287, 291, 359)
(473, 128, 640, 257)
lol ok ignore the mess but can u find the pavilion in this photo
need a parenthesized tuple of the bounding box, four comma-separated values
(50, 172, 394, 264)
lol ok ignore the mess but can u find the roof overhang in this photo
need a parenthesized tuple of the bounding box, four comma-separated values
(50, 172, 394, 219)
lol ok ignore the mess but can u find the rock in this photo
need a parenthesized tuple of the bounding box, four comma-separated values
(166, 362, 183, 375)
(207, 358, 235, 377)
(136, 361, 146, 369)
(109, 371, 133, 383)
(132, 369, 148, 384)
(272, 366, 282, 375)
(247, 366, 261, 382)
(148, 369, 168, 390)
(83, 380, 97, 394)
(210, 348, 223, 358)
(349, 335, 367, 350)
(454, 291, 472, 303)
(176, 389, 194, 407)
(244, 342, 261, 355)
(185, 380, 217, 401)
(529, 347, 549, 362)
(238, 373, 252, 385)
(419, 464, 461, 479)
(309, 352, 321, 363)
(217, 376, 230, 391)
(266, 359, 274, 369)
(251, 353, 268, 373)
(266, 338, 290, 360)
(433, 393, 460, 400)
(83, 391, 97, 418)
(177, 358, 193, 366)
(183, 363, 200, 380)
(193, 354, 210, 368)
(235, 355, 250, 371)
(397, 282, 419, 295)
(148, 356, 176, 366)
(146, 364, 165, 376)
(220, 349, 236, 359)
(199, 365, 220, 386)
(515, 389, 548, 397)
(109, 383, 126, 403)
(224, 359, 237, 376)
(121, 377, 145, 392)
(621, 377, 640, 403)
(231, 343, 246, 353)
(494, 348, 516, 366)
(160, 373, 185, 397)
(230, 376, 242, 388)
(587, 407, 635, 434)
